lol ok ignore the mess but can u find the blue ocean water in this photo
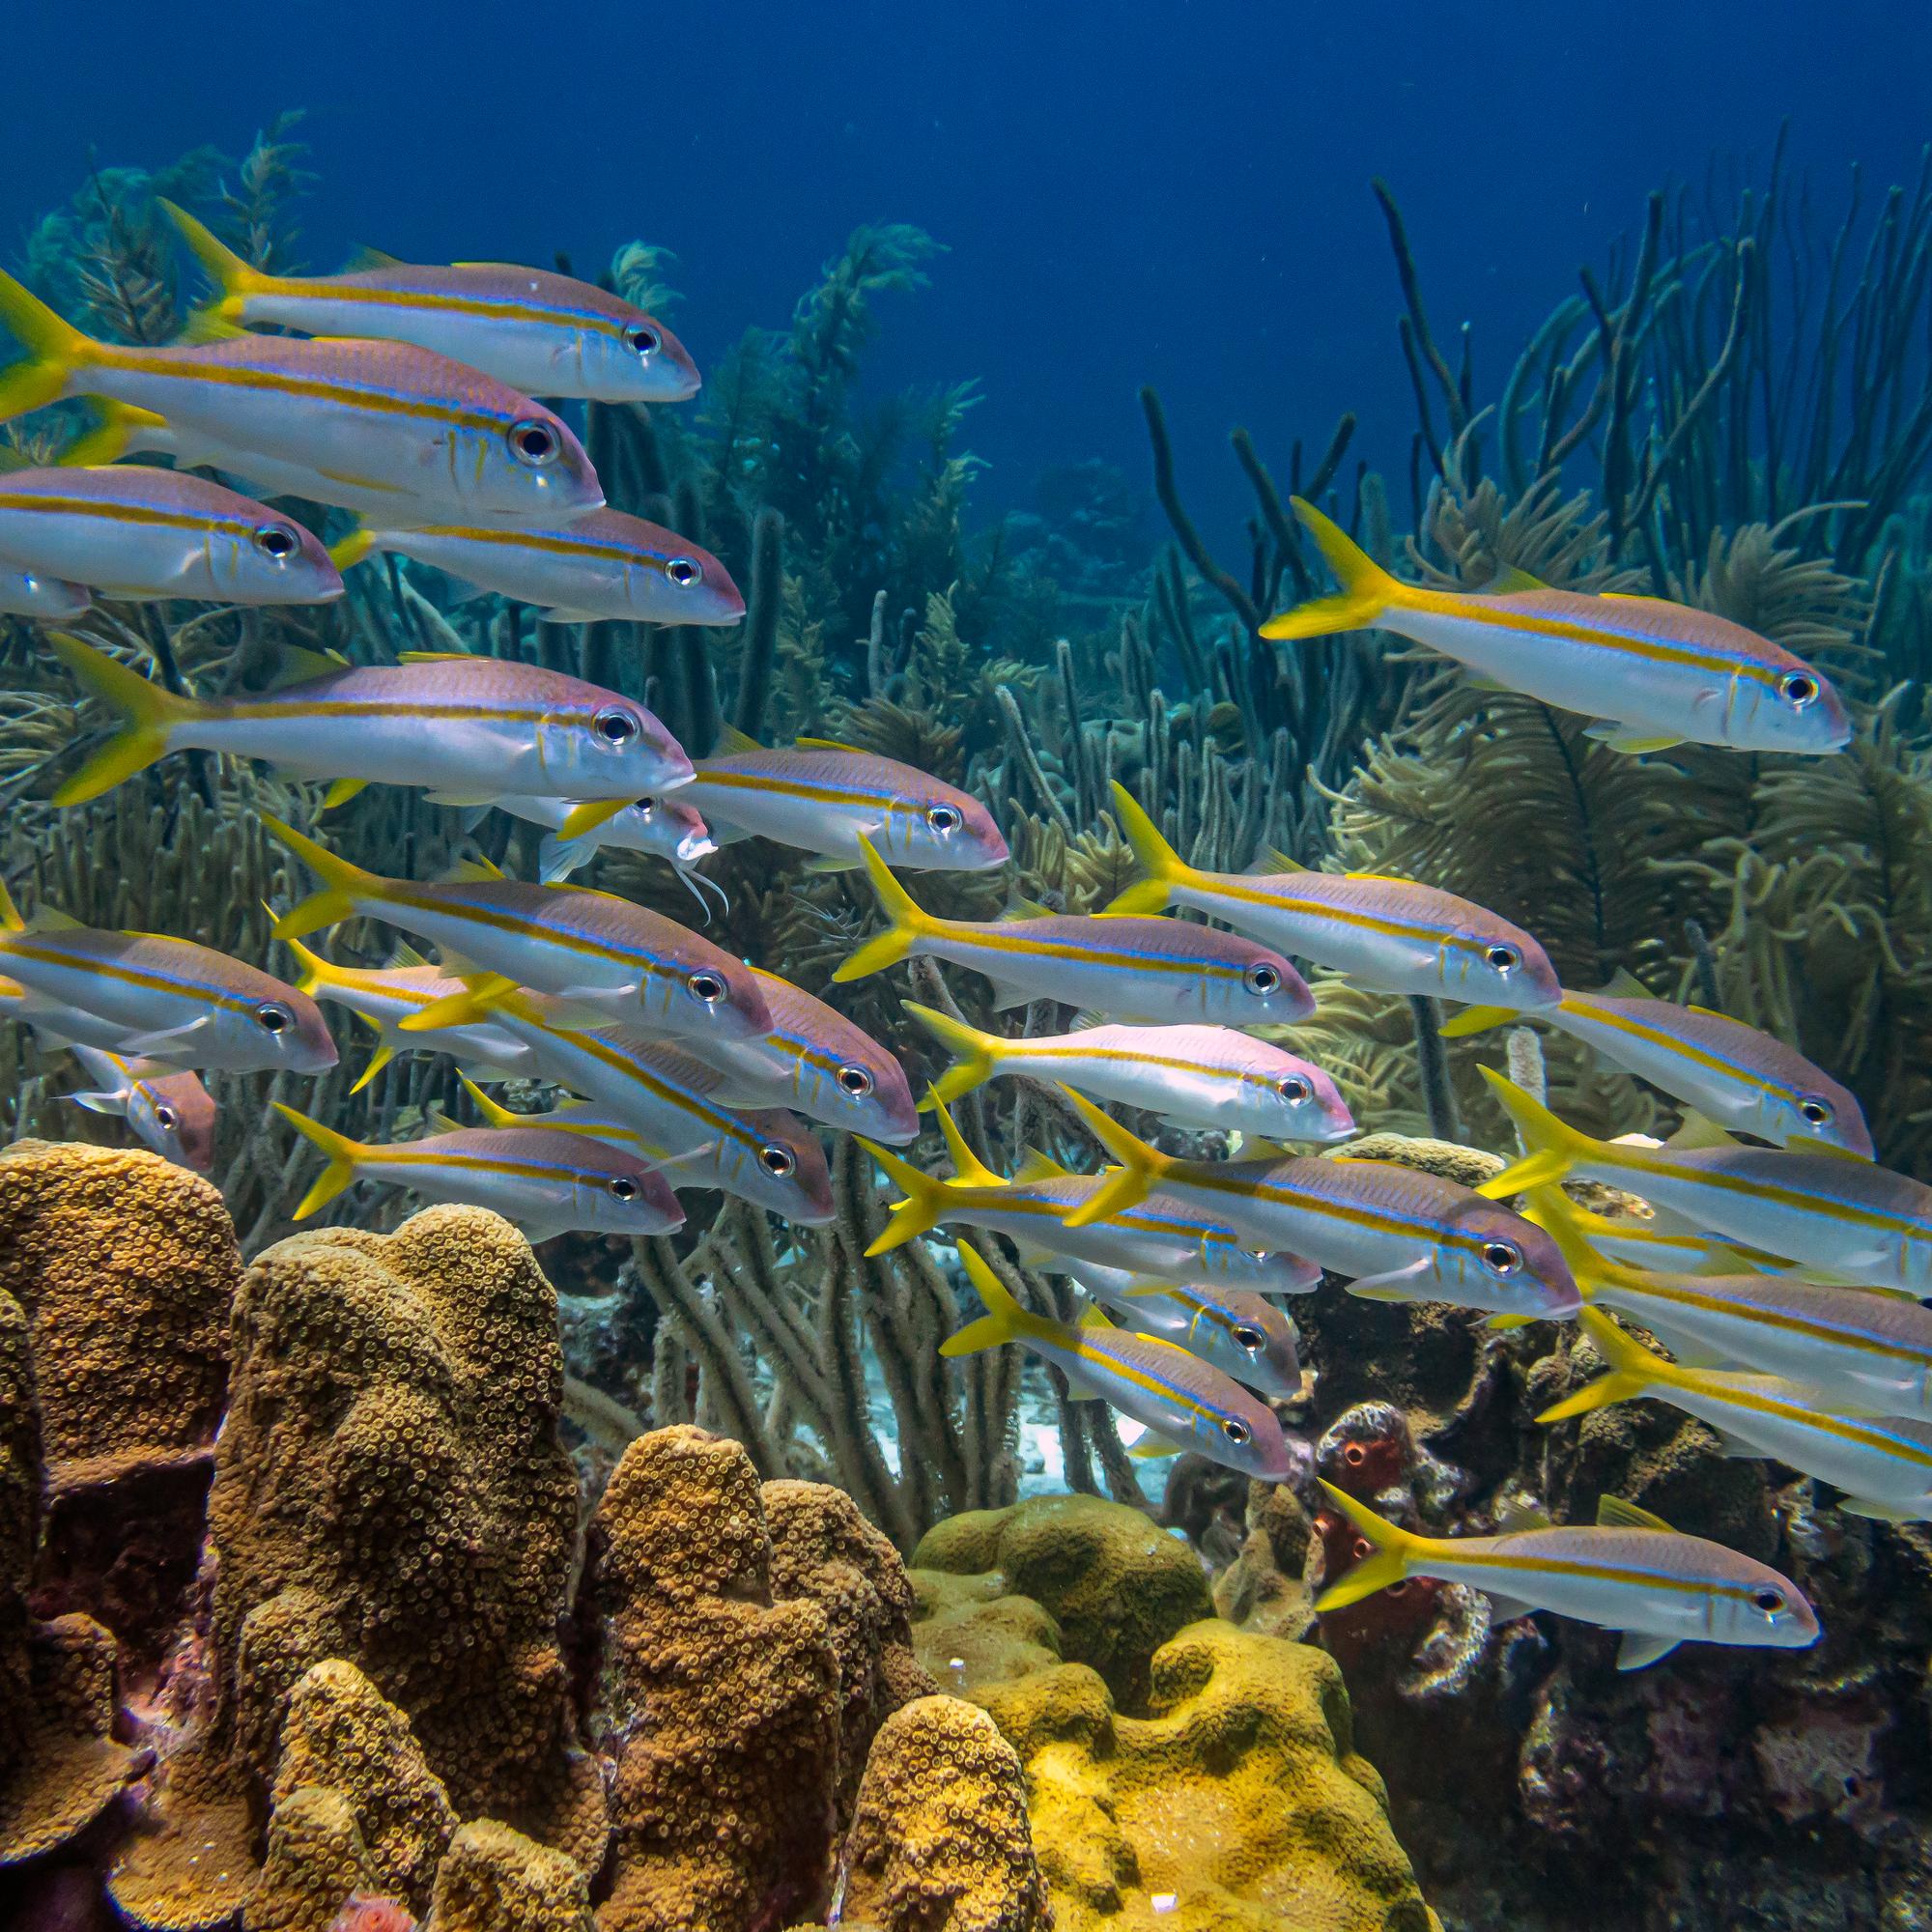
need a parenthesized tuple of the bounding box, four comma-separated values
(10, 0, 1929, 543)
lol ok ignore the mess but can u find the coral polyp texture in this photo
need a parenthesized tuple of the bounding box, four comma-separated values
(910, 1494, 1438, 1932)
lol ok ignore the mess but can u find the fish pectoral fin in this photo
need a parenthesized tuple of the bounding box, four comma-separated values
(987, 980, 1037, 1012)
(65, 1089, 128, 1116)
(1583, 722, 1687, 755)
(1058, 1368, 1110, 1403)
(1837, 1494, 1930, 1522)
(538, 608, 611, 625)
(1344, 1259, 1434, 1302)
(1615, 1631, 1682, 1672)
(321, 778, 368, 810)
(115, 1015, 213, 1056)
(1127, 1433, 1189, 1461)
(1708, 1427, 1764, 1460)
(802, 855, 864, 873)
(1482, 1592, 1538, 1622)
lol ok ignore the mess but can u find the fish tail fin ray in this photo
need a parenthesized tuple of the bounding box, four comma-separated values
(1312, 1481, 1421, 1611)
(859, 1139, 950, 1256)
(1055, 1086, 1169, 1228)
(940, 1239, 1040, 1356)
(1476, 1066, 1597, 1196)
(833, 835, 935, 981)
(45, 633, 200, 805)
(1535, 1308, 1669, 1422)
(1259, 499, 1401, 641)
(903, 1000, 1001, 1104)
(0, 271, 94, 420)
(272, 1101, 364, 1218)
(262, 814, 384, 940)
(157, 199, 264, 337)
(1104, 781, 1187, 914)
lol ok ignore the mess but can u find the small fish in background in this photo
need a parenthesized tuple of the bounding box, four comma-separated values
(0, 564, 89, 619)
(48, 633, 691, 815)
(161, 200, 702, 403)
(904, 1003, 1354, 1141)
(272, 1101, 683, 1242)
(1054, 1088, 1580, 1321)
(1523, 1185, 1932, 1418)
(940, 1238, 1297, 1481)
(454, 1072, 837, 1225)
(1263, 498, 1850, 756)
(330, 514, 745, 628)
(1480, 1068, 1932, 1296)
(1316, 1482, 1819, 1671)
(1059, 1257, 1301, 1397)
(0, 467, 340, 605)
(63, 1045, 216, 1171)
(678, 731, 1010, 872)
(1444, 972, 1874, 1156)
(0, 271, 604, 524)
(267, 820, 772, 1043)
(862, 1103, 1322, 1294)
(275, 933, 532, 1093)
(1107, 781, 1557, 1011)
(1540, 1308, 1932, 1522)
(0, 880, 334, 1075)
(677, 967, 920, 1143)
(838, 837, 1313, 1025)
(429, 791, 720, 902)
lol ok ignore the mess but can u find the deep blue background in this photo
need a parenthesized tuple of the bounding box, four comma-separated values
(6, 1, 1928, 550)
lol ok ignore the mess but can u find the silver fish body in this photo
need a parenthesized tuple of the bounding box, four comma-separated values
(64, 1044, 216, 1171)
(1063, 1258, 1301, 1396)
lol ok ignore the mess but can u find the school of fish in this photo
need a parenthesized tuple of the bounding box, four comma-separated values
(0, 200, 1900, 1675)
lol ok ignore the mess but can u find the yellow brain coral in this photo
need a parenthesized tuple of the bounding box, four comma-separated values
(912, 1495, 1438, 1932)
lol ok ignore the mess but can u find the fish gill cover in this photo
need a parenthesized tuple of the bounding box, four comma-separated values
(1, 19, 1931, 1931)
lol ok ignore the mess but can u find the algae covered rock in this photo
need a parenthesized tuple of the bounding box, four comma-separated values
(912, 1494, 1212, 1708)
(427, 1820, 594, 1932)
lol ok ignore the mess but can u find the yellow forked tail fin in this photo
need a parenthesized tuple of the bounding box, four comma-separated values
(903, 1001, 1004, 1106)
(1259, 498, 1402, 642)
(1476, 1065, 1601, 1197)
(940, 1239, 1045, 1357)
(1104, 781, 1188, 915)
(1311, 1481, 1421, 1611)
(1534, 1308, 1673, 1424)
(394, 974, 523, 1035)
(62, 399, 171, 467)
(158, 200, 267, 339)
(272, 1101, 365, 1218)
(859, 1138, 953, 1256)
(263, 815, 387, 940)
(1438, 1004, 1518, 1039)
(328, 523, 382, 574)
(45, 634, 201, 805)
(1055, 1086, 1170, 1229)
(0, 270, 94, 422)
(833, 835, 937, 982)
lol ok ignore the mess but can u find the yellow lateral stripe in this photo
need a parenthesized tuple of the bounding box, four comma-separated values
(1007, 1040, 1277, 1088)
(2, 938, 258, 1014)
(401, 526, 680, 569)
(1615, 1278, 1932, 1367)
(691, 767, 919, 813)
(930, 928, 1243, 978)
(1689, 1383, 1932, 1466)
(1565, 997, 1800, 1101)
(258, 279, 626, 331)
(372, 1146, 609, 1183)
(1627, 1152, 1921, 1235)
(1072, 1333, 1221, 1420)
(1440, 1546, 1765, 1601)
(105, 351, 515, 433)
(525, 1014, 758, 1153)
(1178, 874, 1496, 961)
(0, 495, 266, 540)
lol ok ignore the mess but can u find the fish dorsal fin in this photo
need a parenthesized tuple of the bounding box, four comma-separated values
(1597, 1494, 1674, 1532)
(440, 854, 508, 885)
(1343, 869, 1415, 886)
(1599, 591, 1678, 608)
(345, 244, 405, 271)
(793, 736, 865, 753)
(1497, 1497, 1554, 1533)
(1014, 1146, 1071, 1182)
(1078, 1301, 1116, 1331)
(450, 259, 533, 271)
(1232, 1137, 1291, 1163)
(384, 940, 431, 970)
(1596, 967, 1657, 1000)
(23, 906, 82, 932)
(398, 649, 476, 664)
(1487, 563, 1551, 593)
(427, 1107, 464, 1133)
(1067, 1011, 1108, 1033)
(1251, 847, 1308, 875)
(1665, 1110, 1738, 1151)
(932, 1099, 1003, 1188)
(1616, 1631, 1682, 1670)
(262, 644, 352, 690)
(712, 724, 761, 755)
(1000, 897, 1055, 922)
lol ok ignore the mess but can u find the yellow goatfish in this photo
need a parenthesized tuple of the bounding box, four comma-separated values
(1541, 1309, 1932, 1521)
(1262, 499, 1849, 755)
(1479, 1068, 1932, 1296)
(1316, 1482, 1818, 1671)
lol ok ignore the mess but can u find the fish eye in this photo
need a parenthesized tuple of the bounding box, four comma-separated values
(609, 1176, 638, 1201)
(1486, 943, 1520, 973)
(1799, 1096, 1834, 1126)
(624, 324, 661, 356)
(837, 1064, 873, 1097)
(255, 1002, 291, 1034)
(926, 804, 961, 833)
(1233, 1324, 1265, 1352)
(1482, 1238, 1523, 1276)
(758, 1143, 796, 1178)
(252, 524, 300, 560)
(1220, 1416, 1252, 1445)
(1278, 1074, 1311, 1104)
(1244, 962, 1282, 996)
(686, 970, 725, 1004)
(666, 556, 700, 586)
(508, 418, 560, 467)
(1246, 1246, 1270, 1261)
(154, 1103, 179, 1130)
(595, 707, 639, 744)
(1751, 1586, 1786, 1614)
(634, 795, 656, 815)
(1780, 671, 1818, 708)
